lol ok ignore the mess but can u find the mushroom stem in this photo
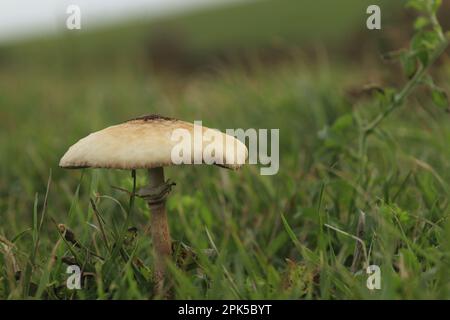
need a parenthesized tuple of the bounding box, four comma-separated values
(147, 167, 172, 294)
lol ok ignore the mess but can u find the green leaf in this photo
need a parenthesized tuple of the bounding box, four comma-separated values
(331, 113, 353, 132)
(416, 49, 429, 66)
(411, 31, 441, 52)
(431, 87, 449, 109)
(401, 53, 418, 78)
(414, 17, 429, 30)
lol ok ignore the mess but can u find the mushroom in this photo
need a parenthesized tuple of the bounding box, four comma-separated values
(59, 115, 247, 293)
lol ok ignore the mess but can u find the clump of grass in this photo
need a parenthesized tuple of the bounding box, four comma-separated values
(1, 0, 450, 300)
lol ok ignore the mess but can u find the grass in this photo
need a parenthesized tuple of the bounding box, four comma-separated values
(1, 0, 450, 300)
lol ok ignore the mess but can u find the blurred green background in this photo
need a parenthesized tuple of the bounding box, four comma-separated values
(1, 0, 450, 299)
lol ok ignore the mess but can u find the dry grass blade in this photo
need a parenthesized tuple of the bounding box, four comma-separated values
(0, 235, 21, 281)
(350, 210, 366, 273)
(324, 223, 369, 271)
(90, 198, 111, 252)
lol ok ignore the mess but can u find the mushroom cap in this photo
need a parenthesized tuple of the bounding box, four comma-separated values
(59, 115, 248, 170)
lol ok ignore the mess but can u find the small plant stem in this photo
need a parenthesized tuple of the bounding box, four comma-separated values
(428, 3, 446, 42)
(364, 38, 449, 135)
(355, 33, 448, 205)
(358, 36, 448, 170)
(147, 167, 172, 296)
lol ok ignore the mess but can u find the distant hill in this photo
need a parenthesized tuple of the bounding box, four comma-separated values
(0, 0, 404, 73)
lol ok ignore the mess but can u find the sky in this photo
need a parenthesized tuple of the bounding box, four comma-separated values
(0, 0, 244, 43)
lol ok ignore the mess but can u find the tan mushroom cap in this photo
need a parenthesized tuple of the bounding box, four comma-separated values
(59, 115, 248, 170)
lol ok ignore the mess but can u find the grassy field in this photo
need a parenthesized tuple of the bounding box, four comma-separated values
(1, 0, 450, 299)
